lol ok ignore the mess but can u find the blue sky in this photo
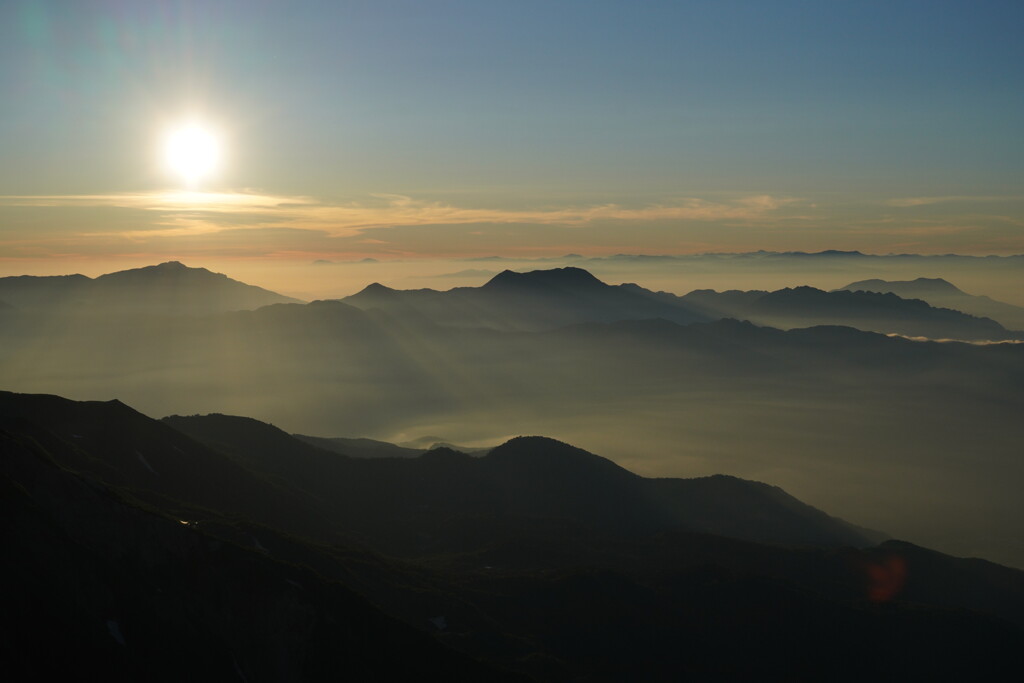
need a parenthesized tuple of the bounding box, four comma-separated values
(1, 0, 1022, 267)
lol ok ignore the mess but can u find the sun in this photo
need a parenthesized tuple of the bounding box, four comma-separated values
(163, 123, 221, 186)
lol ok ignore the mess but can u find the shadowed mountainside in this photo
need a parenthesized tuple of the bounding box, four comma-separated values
(680, 285, 1015, 340)
(162, 414, 880, 554)
(3, 390, 1023, 681)
(342, 265, 1016, 340)
(294, 433, 427, 459)
(343, 266, 711, 330)
(0, 396, 522, 682)
(567, 251, 1024, 309)
(837, 277, 1024, 330)
(2, 282, 1023, 567)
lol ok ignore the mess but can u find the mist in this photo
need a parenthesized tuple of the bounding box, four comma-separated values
(2, 265, 1021, 568)
(10, 250, 1022, 307)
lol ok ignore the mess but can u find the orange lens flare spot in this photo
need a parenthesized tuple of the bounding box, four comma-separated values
(863, 554, 908, 603)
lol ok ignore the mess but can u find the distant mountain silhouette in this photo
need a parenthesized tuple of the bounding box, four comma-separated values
(0, 261, 302, 314)
(584, 250, 1024, 265)
(0, 272, 91, 309)
(844, 276, 961, 296)
(681, 285, 1015, 340)
(4, 390, 1023, 681)
(344, 266, 1016, 340)
(482, 266, 606, 291)
(343, 266, 710, 330)
(295, 433, 427, 458)
(838, 277, 1024, 330)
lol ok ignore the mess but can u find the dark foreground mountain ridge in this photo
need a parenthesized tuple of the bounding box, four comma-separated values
(3, 389, 1024, 681)
(1, 399, 520, 681)
(161, 413, 881, 554)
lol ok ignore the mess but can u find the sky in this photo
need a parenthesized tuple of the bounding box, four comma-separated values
(1, 0, 1022, 276)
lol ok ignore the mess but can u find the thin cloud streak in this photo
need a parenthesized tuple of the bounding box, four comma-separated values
(886, 196, 1018, 208)
(886, 334, 1023, 346)
(0, 191, 311, 211)
(0, 191, 804, 238)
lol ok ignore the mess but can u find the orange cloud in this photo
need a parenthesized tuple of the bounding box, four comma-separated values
(1, 191, 804, 239)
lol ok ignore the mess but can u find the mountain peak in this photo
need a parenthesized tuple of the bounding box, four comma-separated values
(482, 267, 605, 290)
(362, 282, 395, 293)
(77, 262, 302, 311)
(348, 282, 399, 301)
(486, 435, 634, 478)
(97, 261, 218, 282)
(487, 435, 591, 462)
(841, 277, 963, 295)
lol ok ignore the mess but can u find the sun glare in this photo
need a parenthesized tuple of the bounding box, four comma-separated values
(163, 123, 221, 186)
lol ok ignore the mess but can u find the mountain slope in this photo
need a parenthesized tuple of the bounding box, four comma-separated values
(2, 282, 1022, 568)
(343, 266, 710, 330)
(0, 409, 521, 681)
(681, 285, 1014, 340)
(164, 416, 879, 554)
(0, 391, 347, 544)
(838, 277, 1024, 330)
(0, 261, 302, 313)
(293, 434, 425, 459)
(343, 266, 1016, 339)
(4, 390, 1024, 681)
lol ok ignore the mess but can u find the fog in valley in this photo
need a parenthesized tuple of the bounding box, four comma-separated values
(7, 2, 1023, 676)
(2, 256, 1022, 569)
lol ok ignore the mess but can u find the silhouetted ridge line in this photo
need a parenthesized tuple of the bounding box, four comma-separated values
(161, 412, 879, 550)
(343, 266, 710, 330)
(483, 267, 606, 290)
(0, 261, 302, 312)
(6, 389, 1024, 681)
(843, 277, 962, 295)
(836, 277, 1024, 330)
(486, 435, 636, 477)
(359, 282, 397, 294)
(681, 284, 1014, 340)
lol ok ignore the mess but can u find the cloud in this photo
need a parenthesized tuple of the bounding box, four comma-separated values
(0, 190, 803, 240)
(416, 269, 500, 279)
(885, 196, 1016, 208)
(886, 334, 1023, 346)
(847, 221, 986, 237)
(0, 191, 308, 210)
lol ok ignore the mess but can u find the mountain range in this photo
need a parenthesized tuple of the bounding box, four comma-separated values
(3, 389, 1022, 680)
(680, 285, 1015, 340)
(3, 258, 1023, 679)
(5, 260, 1015, 340)
(1, 262, 1022, 569)
(0, 260, 1019, 561)
(342, 266, 711, 331)
(342, 266, 1018, 340)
